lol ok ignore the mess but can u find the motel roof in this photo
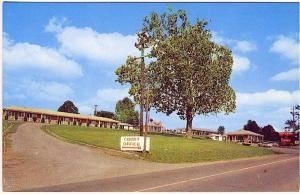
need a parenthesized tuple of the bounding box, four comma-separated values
(4, 106, 120, 123)
(227, 129, 263, 137)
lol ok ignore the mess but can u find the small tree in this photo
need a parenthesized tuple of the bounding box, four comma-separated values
(285, 105, 299, 132)
(58, 100, 79, 114)
(115, 97, 139, 126)
(218, 126, 225, 135)
(95, 110, 115, 119)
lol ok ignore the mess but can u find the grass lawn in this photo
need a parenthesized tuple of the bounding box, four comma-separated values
(3, 120, 23, 150)
(42, 124, 274, 163)
(3, 120, 23, 133)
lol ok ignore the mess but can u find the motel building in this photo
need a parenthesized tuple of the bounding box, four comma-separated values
(145, 120, 165, 133)
(3, 106, 133, 130)
(227, 129, 264, 143)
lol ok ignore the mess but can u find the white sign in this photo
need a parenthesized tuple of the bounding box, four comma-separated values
(120, 136, 150, 151)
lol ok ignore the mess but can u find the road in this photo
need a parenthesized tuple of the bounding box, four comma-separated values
(22, 153, 299, 192)
(4, 123, 299, 192)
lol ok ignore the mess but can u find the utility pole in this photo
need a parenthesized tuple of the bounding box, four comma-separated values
(135, 31, 150, 137)
(290, 105, 299, 132)
(135, 31, 150, 152)
(94, 104, 98, 116)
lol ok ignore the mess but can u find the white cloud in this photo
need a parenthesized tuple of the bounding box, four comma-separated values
(237, 89, 299, 107)
(211, 31, 234, 45)
(77, 88, 131, 114)
(232, 55, 251, 73)
(95, 88, 130, 103)
(271, 68, 299, 81)
(234, 40, 257, 53)
(13, 79, 74, 102)
(46, 18, 139, 66)
(212, 32, 256, 53)
(270, 35, 299, 64)
(45, 17, 67, 33)
(3, 35, 83, 78)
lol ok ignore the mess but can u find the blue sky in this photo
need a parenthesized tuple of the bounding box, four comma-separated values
(3, 2, 299, 132)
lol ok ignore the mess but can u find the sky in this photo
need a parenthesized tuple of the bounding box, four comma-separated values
(3, 2, 299, 132)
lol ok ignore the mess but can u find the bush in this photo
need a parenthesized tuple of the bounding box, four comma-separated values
(33, 117, 37, 122)
(41, 118, 45, 123)
(5, 115, 8, 120)
(15, 115, 18, 120)
(73, 121, 77, 125)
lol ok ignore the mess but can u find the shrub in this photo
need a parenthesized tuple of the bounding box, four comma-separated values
(5, 115, 8, 120)
(73, 121, 76, 125)
(33, 117, 37, 122)
(15, 115, 18, 120)
(41, 118, 45, 123)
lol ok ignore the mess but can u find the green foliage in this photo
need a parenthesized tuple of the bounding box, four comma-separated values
(115, 97, 139, 126)
(115, 9, 236, 138)
(218, 126, 225, 135)
(58, 100, 79, 114)
(3, 120, 22, 134)
(95, 110, 115, 119)
(285, 105, 300, 132)
(44, 124, 274, 163)
(3, 120, 23, 149)
(244, 120, 280, 142)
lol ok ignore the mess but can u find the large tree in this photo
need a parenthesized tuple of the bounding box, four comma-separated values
(58, 100, 79, 114)
(261, 125, 279, 142)
(116, 9, 236, 138)
(145, 9, 236, 138)
(115, 97, 139, 126)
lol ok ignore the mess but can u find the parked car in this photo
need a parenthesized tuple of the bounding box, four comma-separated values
(259, 141, 278, 148)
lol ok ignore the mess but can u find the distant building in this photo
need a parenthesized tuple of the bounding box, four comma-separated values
(175, 128, 219, 137)
(144, 120, 164, 133)
(208, 134, 227, 141)
(175, 128, 186, 134)
(227, 129, 263, 143)
(192, 128, 219, 136)
(118, 122, 135, 130)
(3, 106, 134, 130)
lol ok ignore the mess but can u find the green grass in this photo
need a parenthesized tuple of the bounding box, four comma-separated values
(3, 120, 22, 134)
(42, 124, 274, 163)
(3, 120, 23, 150)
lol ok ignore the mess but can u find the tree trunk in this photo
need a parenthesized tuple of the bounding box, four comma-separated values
(185, 107, 193, 139)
